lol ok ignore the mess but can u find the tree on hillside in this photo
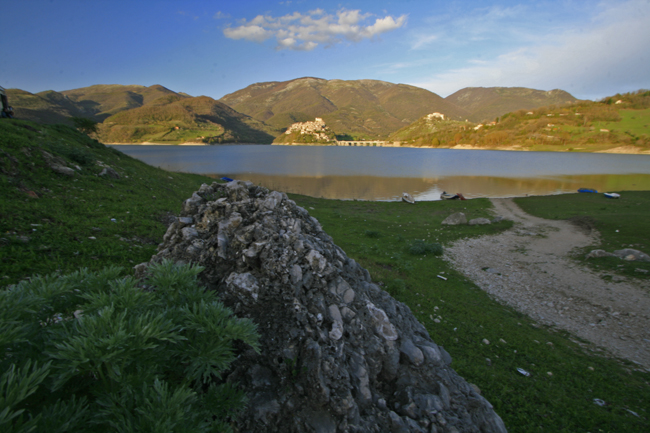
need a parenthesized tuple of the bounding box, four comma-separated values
(71, 116, 98, 136)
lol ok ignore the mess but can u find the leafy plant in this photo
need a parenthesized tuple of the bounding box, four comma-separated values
(364, 230, 380, 238)
(71, 117, 99, 136)
(0, 260, 259, 433)
(408, 239, 443, 256)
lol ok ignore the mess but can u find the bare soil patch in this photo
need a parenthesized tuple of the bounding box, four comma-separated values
(444, 198, 650, 369)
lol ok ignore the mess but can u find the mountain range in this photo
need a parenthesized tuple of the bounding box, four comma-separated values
(5, 78, 579, 143)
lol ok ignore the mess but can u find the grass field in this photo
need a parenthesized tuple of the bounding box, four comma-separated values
(289, 193, 650, 433)
(515, 191, 650, 279)
(2, 119, 649, 432)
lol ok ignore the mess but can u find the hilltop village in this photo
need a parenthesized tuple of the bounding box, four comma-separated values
(275, 114, 446, 148)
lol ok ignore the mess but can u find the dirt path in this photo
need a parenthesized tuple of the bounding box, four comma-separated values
(444, 198, 650, 369)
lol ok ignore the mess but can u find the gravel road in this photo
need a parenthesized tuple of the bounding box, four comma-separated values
(444, 198, 650, 369)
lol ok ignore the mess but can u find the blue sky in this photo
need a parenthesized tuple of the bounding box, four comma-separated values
(3, 0, 649, 101)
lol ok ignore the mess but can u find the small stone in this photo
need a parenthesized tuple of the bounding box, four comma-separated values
(442, 212, 467, 225)
(51, 164, 75, 176)
(585, 249, 616, 259)
(482, 339, 490, 345)
(469, 217, 491, 226)
(181, 227, 199, 240)
(99, 167, 120, 179)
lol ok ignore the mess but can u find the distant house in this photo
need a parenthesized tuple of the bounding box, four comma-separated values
(426, 112, 445, 121)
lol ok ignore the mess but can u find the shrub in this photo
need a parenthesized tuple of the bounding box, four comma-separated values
(388, 278, 407, 296)
(364, 230, 380, 238)
(0, 260, 259, 433)
(408, 240, 443, 256)
(46, 141, 96, 167)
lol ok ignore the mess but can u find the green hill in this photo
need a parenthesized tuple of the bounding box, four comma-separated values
(389, 89, 650, 153)
(60, 84, 184, 121)
(219, 77, 470, 139)
(445, 87, 578, 123)
(98, 95, 278, 144)
(6, 84, 278, 144)
(4, 88, 85, 125)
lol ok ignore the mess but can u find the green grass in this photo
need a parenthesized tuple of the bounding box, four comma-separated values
(0, 120, 215, 285)
(2, 118, 649, 432)
(515, 192, 650, 279)
(595, 108, 650, 139)
(290, 193, 650, 433)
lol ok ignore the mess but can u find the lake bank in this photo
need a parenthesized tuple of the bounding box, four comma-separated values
(274, 141, 650, 154)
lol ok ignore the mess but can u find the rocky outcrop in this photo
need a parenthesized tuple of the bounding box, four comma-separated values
(41, 150, 76, 176)
(146, 181, 507, 433)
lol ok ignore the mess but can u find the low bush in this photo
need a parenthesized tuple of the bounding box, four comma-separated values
(408, 239, 443, 256)
(0, 260, 259, 433)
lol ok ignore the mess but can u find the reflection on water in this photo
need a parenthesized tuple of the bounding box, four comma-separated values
(111, 145, 650, 201)
(210, 173, 650, 201)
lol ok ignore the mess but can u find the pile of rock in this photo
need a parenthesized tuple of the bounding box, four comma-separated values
(144, 181, 507, 433)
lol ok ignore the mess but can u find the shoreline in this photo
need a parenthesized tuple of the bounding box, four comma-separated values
(106, 142, 650, 154)
(106, 142, 208, 146)
(272, 142, 650, 154)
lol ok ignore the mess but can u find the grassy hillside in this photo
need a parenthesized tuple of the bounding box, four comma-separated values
(0, 119, 214, 284)
(390, 89, 650, 153)
(446, 87, 578, 123)
(7, 84, 279, 144)
(219, 77, 469, 139)
(4, 89, 85, 125)
(98, 95, 278, 144)
(60, 84, 184, 121)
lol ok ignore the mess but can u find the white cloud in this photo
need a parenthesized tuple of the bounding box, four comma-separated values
(223, 25, 272, 43)
(222, 8, 407, 51)
(410, 0, 650, 99)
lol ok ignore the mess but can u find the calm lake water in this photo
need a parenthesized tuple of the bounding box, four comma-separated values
(110, 144, 650, 201)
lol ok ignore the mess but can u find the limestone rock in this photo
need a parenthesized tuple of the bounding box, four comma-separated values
(147, 180, 507, 433)
(99, 167, 120, 179)
(442, 212, 467, 225)
(613, 248, 650, 262)
(585, 249, 616, 259)
(469, 218, 491, 226)
(50, 164, 75, 176)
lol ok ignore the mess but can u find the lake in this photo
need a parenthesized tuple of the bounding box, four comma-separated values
(110, 144, 650, 201)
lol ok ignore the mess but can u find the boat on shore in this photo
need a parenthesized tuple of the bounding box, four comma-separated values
(440, 191, 466, 200)
(402, 192, 415, 204)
